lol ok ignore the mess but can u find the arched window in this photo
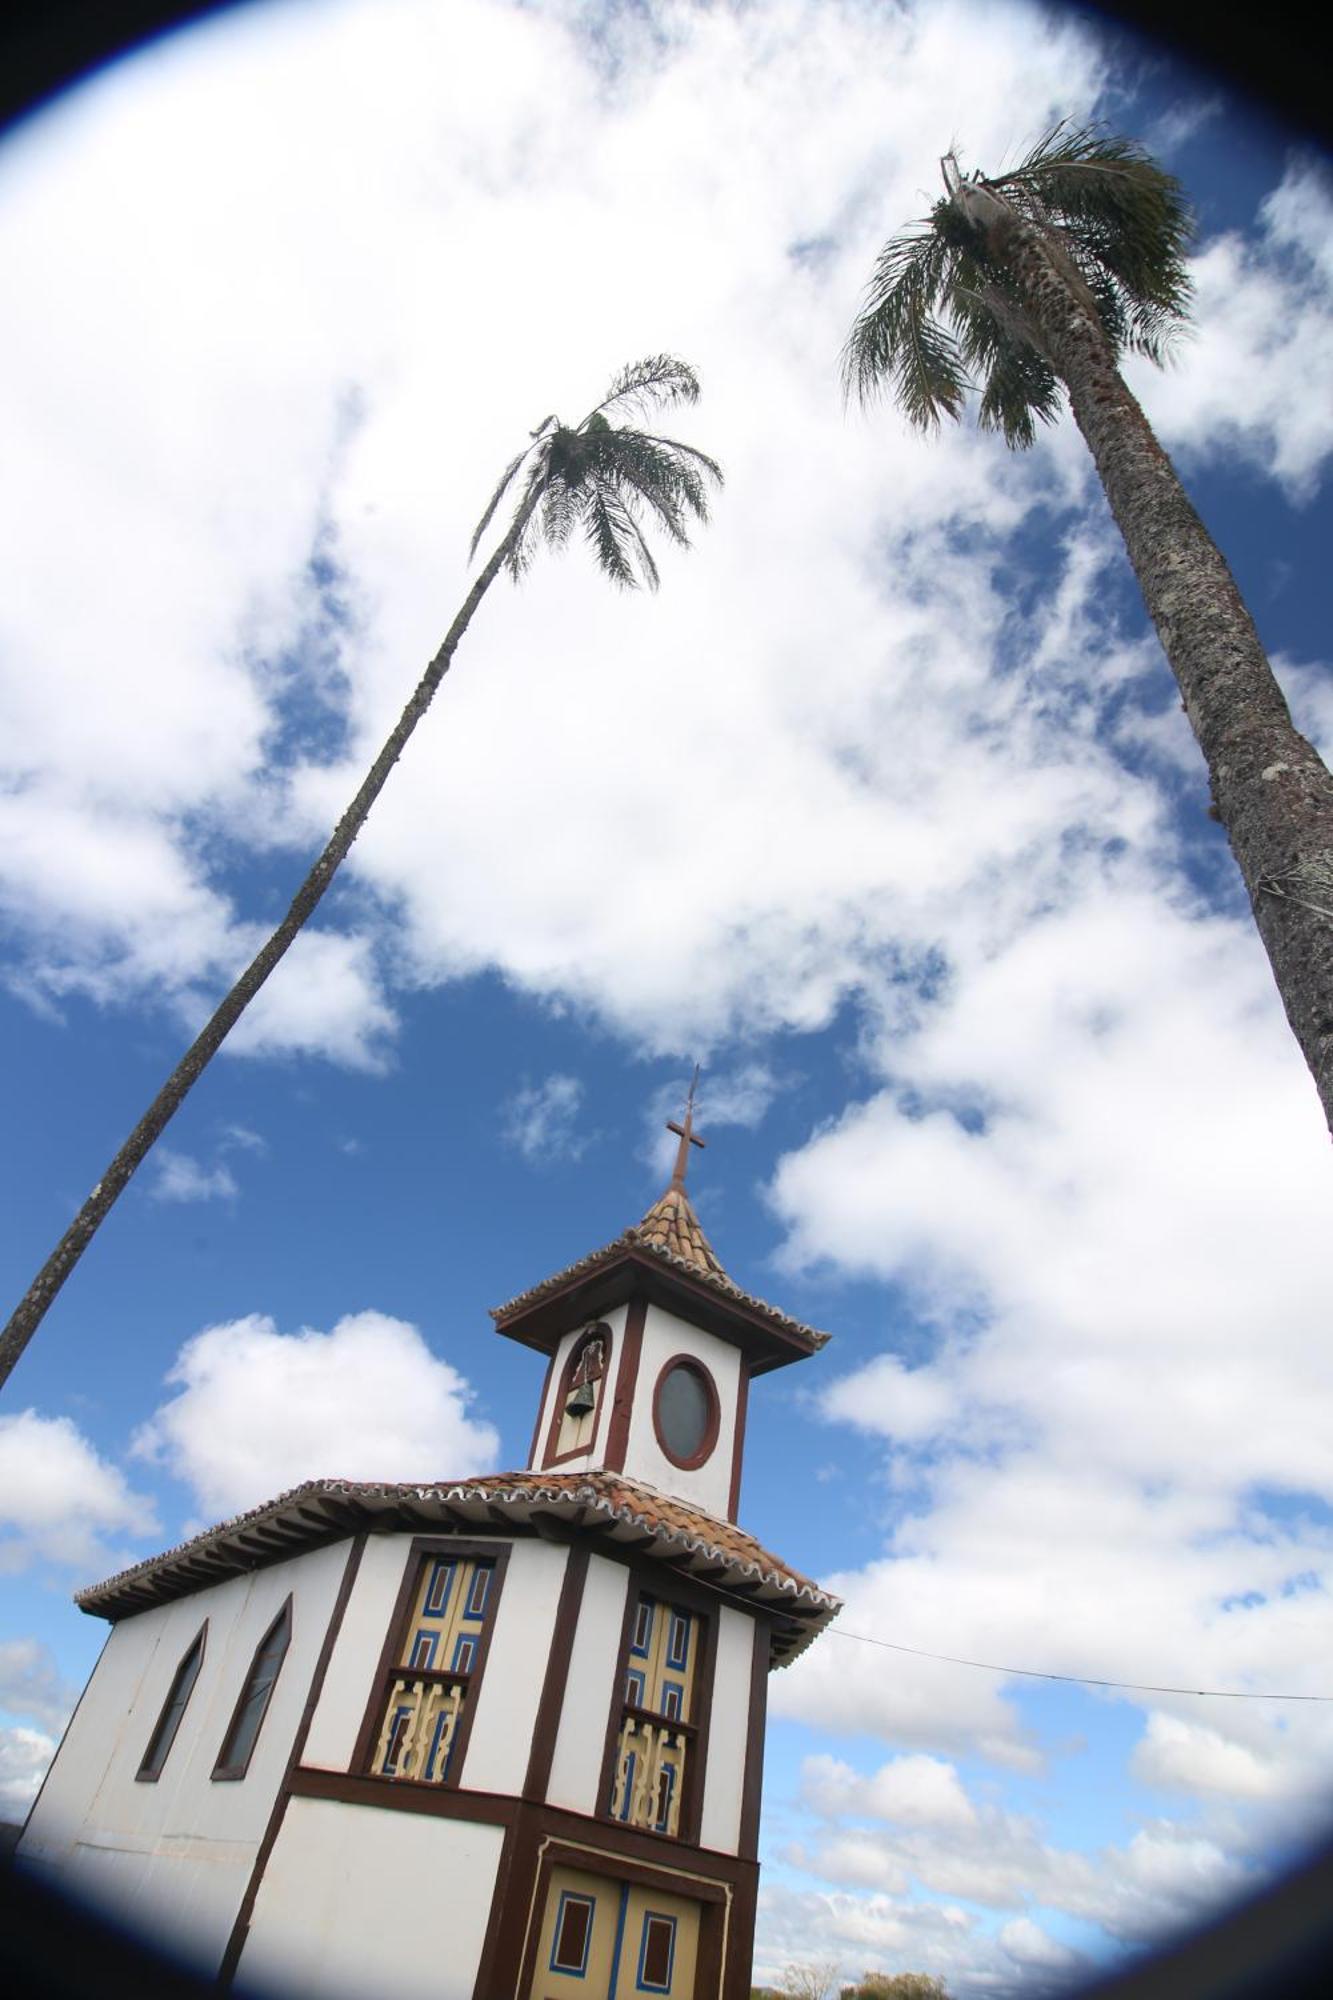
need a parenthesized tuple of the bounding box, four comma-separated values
(137, 1621, 207, 1781)
(213, 1596, 291, 1781)
(543, 1322, 613, 1466)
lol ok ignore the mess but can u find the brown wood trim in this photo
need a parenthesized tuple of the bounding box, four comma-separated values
(443, 1541, 508, 1789)
(727, 1363, 750, 1522)
(348, 1536, 512, 1791)
(651, 1352, 722, 1471)
(348, 1537, 423, 1773)
(496, 1244, 820, 1373)
(212, 1595, 293, 1782)
(471, 1816, 520, 2000)
(523, 1543, 588, 1802)
(135, 1617, 208, 1782)
(604, 1295, 646, 1472)
(738, 1614, 770, 1860)
(288, 1763, 517, 1826)
(507, 1820, 738, 2000)
(531, 1831, 733, 1901)
(218, 1533, 365, 1988)
(596, 1565, 718, 1848)
(471, 1796, 759, 1996)
(723, 1862, 758, 2000)
(542, 1321, 615, 1469)
(596, 1556, 643, 1822)
(681, 1595, 718, 1848)
(697, 1888, 727, 2000)
(527, 1351, 555, 1467)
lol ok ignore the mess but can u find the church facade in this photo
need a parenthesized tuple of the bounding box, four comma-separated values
(18, 1135, 839, 1999)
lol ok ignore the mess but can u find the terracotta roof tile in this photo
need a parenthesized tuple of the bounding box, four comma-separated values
(74, 1470, 840, 1665)
(633, 1185, 725, 1275)
(491, 1186, 831, 1352)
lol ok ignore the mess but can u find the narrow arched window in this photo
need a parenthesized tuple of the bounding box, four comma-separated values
(137, 1621, 207, 1781)
(213, 1597, 292, 1781)
(543, 1321, 613, 1466)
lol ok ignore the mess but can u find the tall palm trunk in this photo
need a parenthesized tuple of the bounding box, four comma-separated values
(0, 489, 540, 1391)
(959, 183, 1333, 1139)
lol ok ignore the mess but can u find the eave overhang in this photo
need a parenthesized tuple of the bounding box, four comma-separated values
(74, 1472, 840, 1668)
(491, 1236, 829, 1375)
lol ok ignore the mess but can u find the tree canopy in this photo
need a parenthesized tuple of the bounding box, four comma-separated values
(841, 122, 1195, 445)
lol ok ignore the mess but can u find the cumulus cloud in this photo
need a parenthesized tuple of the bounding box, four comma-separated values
(0, 1410, 158, 1575)
(643, 1063, 785, 1180)
(502, 1073, 588, 1165)
(0, 1639, 80, 1737)
(148, 1149, 238, 1204)
(1133, 159, 1333, 499)
(131, 1310, 500, 1519)
(786, 1750, 1259, 1964)
(0, 1726, 57, 1821)
(801, 1754, 979, 1831)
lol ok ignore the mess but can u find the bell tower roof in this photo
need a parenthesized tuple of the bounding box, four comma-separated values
(630, 1182, 725, 1278)
(492, 1180, 829, 1373)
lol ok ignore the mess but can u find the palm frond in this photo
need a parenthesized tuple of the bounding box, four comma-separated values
(983, 121, 1194, 361)
(842, 223, 968, 427)
(592, 355, 702, 422)
(580, 428, 721, 546)
(841, 224, 955, 408)
(471, 357, 718, 590)
(468, 445, 531, 562)
(975, 339, 1060, 446)
(582, 479, 660, 591)
(500, 456, 552, 581)
(846, 123, 1199, 455)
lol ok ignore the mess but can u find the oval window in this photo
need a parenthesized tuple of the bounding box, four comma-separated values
(653, 1358, 719, 1468)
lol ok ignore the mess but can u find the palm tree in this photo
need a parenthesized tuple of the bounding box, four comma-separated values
(0, 356, 722, 1390)
(843, 125, 1333, 1138)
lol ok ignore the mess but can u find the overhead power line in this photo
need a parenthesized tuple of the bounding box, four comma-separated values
(826, 1625, 1331, 1702)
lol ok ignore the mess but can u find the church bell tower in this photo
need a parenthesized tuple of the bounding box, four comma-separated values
(497, 1074, 828, 1525)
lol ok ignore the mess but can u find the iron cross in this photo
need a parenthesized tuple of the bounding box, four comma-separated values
(666, 1064, 706, 1190)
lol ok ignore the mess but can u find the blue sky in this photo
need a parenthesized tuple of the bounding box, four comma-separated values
(2, 1, 1332, 1992)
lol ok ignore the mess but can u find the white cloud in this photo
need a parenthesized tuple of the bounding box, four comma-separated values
(0, 1726, 57, 1821)
(1133, 159, 1333, 500)
(0, 0, 1112, 1075)
(148, 1149, 238, 1204)
(801, 1753, 979, 1831)
(787, 1757, 1259, 1956)
(0, 1639, 79, 1736)
(644, 1063, 785, 1179)
(998, 1917, 1079, 1973)
(219, 1124, 267, 1154)
(0, 1410, 158, 1575)
(501, 1073, 588, 1165)
(131, 1310, 500, 1519)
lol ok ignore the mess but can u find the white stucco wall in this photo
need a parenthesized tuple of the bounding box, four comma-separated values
(18, 1539, 352, 1972)
(544, 1551, 628, 1815)
(237, 1794, 504, 2000)
(302, 1533, 414, 1771)
(530, 1302, 628, 1470)
(461, 1537, 568, 1793)
(620, 1304, 742, 1517)
(698, 1605, 754, 1855)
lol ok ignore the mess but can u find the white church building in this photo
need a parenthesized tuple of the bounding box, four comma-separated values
(18, 1111, 839, 1999)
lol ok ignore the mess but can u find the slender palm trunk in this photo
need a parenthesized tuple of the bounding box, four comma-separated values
(965, 188, 1333, 1139)
(0, 493, 539, 1391)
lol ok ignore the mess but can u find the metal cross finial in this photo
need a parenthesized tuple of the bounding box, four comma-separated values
(666, 1064, 706, 1191)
